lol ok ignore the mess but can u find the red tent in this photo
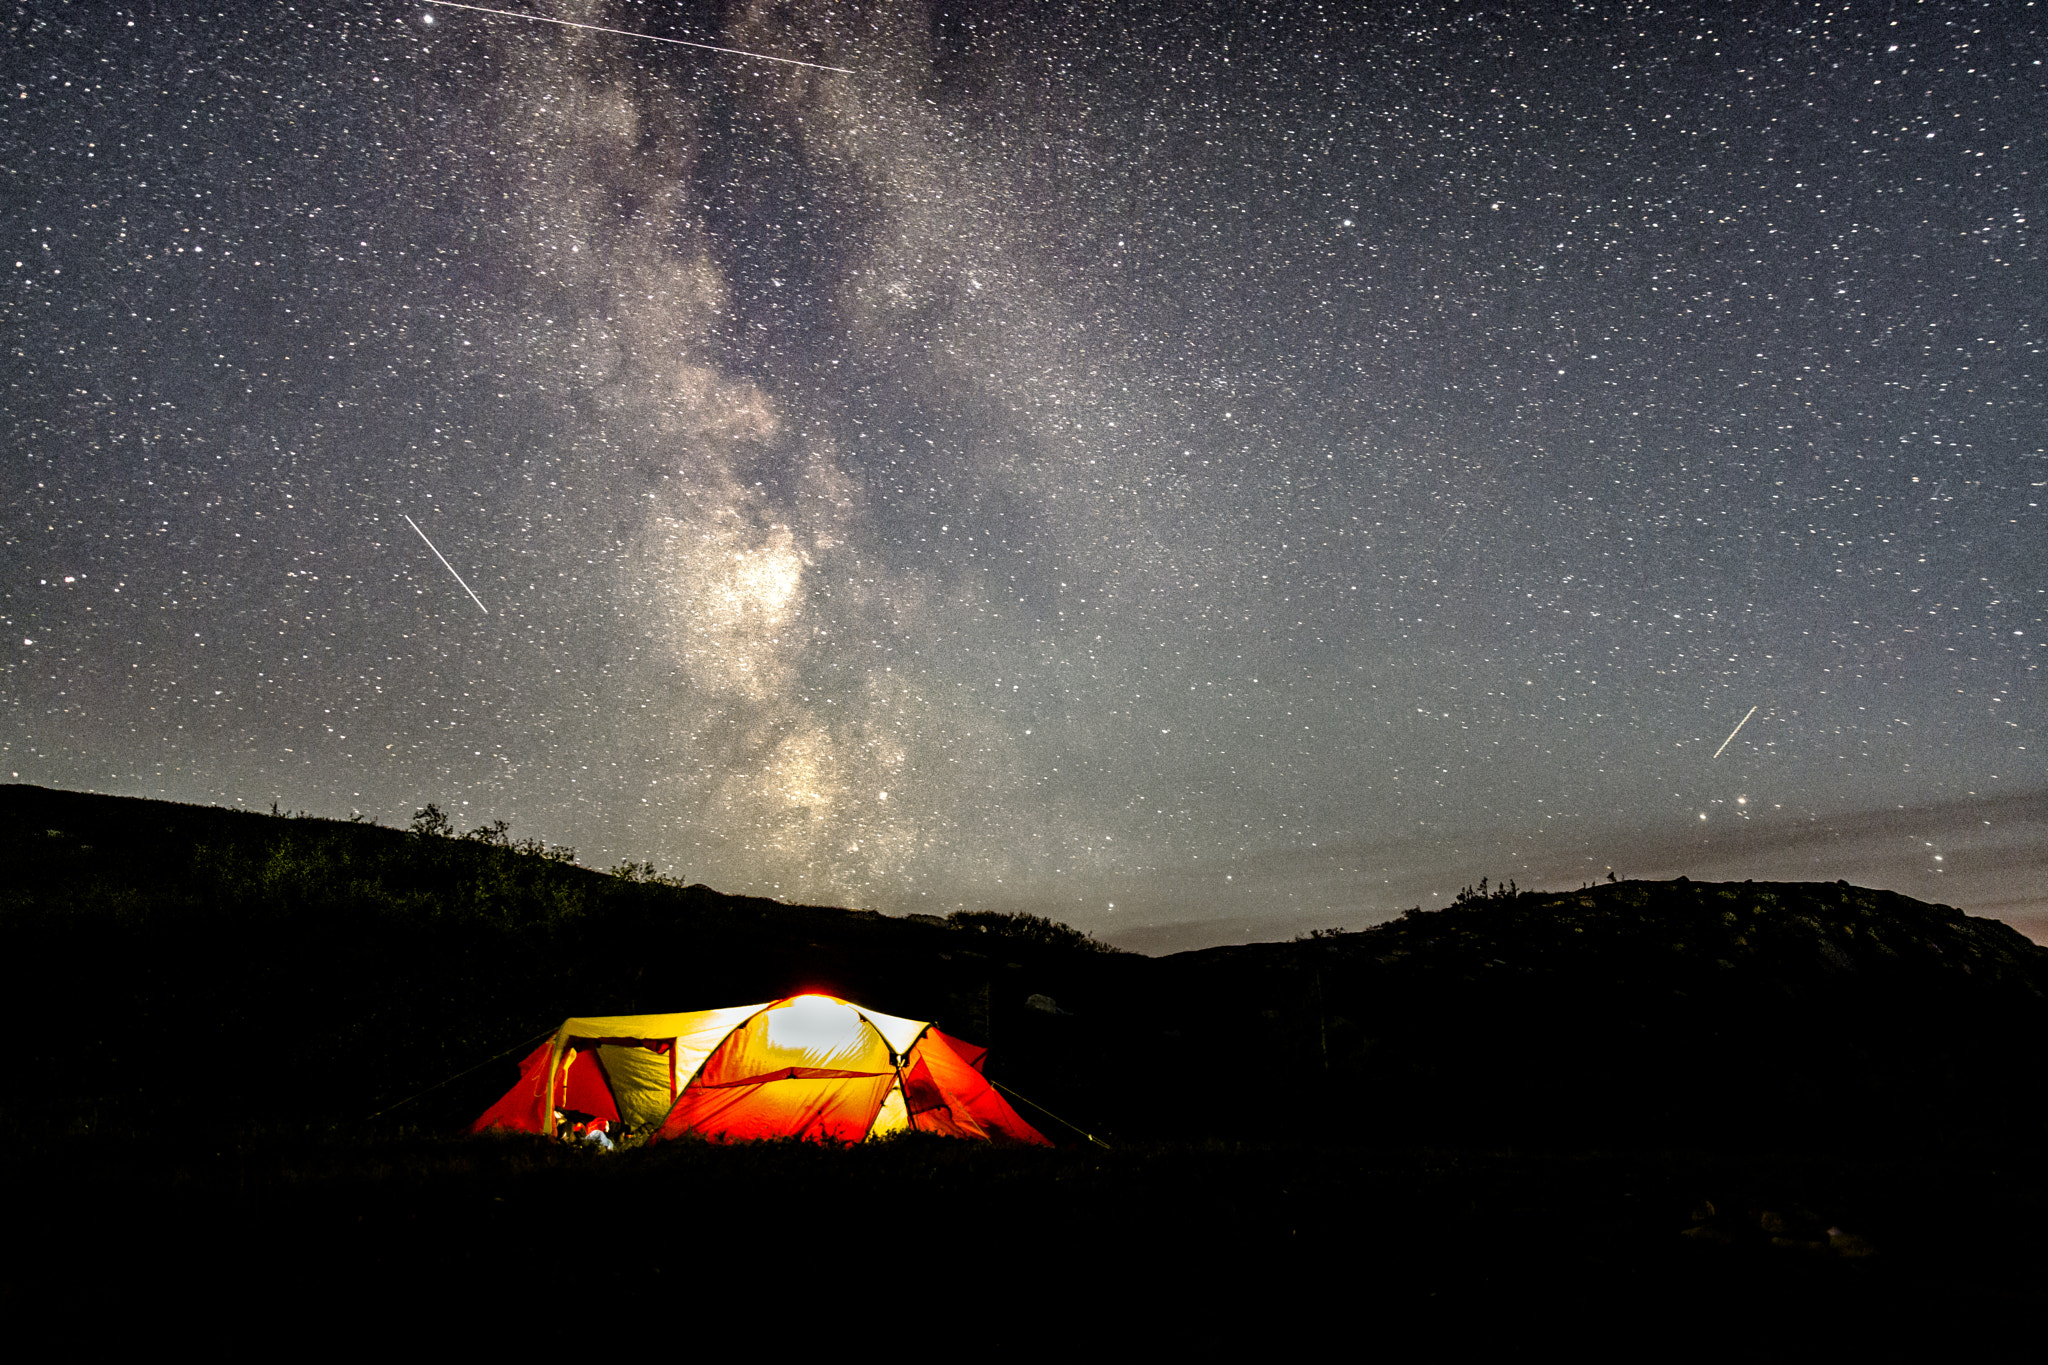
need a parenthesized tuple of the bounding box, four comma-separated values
(471, 993, 1048, 1145)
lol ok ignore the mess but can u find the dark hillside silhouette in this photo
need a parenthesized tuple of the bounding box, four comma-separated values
(6, 783, 2048, 1337)
(5, 783, 2044, 1151)
(0, 784, 1134, 1142)
(1117, 878, 2048, 1148)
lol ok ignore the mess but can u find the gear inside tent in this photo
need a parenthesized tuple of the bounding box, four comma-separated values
(470, 993, 1049, 1145)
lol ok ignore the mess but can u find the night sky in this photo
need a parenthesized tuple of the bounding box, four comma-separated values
(5, 1, 2041, 951)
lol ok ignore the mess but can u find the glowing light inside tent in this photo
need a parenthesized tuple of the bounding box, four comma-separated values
(763, 993, 872, 1067)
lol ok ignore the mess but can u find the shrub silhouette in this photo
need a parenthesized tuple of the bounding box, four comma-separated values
(410, 804, 454, 839)
(946, 910, 1125, 954)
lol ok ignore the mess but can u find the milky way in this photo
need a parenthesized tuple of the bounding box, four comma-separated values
(4, 1, 2041, 949)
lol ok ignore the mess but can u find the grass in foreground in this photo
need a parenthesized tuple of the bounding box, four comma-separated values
(5, 1129, 2041, 1341)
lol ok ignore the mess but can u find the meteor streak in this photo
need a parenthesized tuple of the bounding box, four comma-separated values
(403, 514, 489, 614)
(1712, 705, 1759, 760)
(420, 1, 856, 74)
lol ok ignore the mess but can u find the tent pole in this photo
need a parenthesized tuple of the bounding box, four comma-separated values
(1315, 967, 1329, 1071)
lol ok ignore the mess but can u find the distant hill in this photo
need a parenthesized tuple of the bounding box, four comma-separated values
(1122, 877, 2048, 1148)
(4, 784, 2044, 1151)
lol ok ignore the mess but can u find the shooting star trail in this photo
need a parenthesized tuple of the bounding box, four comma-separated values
(1712, 706, 1759, 760)
(421, 1, 857, 74)
(403, 514, 489, 615)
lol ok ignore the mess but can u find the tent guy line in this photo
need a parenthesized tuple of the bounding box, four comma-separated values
(420, 0, 858, 75)
(364, 1028, 551, 1122)
(991, 1078, 1114, 1150)
(402, 513, 489, 614)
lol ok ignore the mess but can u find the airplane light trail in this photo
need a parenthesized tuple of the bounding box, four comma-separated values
(403, 514, 489, 614)
(1712, 705, 1759, 760)
(421, 1, 856, 74)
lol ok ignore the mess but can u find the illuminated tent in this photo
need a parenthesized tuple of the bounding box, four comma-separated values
(469, 993, 1050, 1145)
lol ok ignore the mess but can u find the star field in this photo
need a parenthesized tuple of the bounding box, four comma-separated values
(3, 1, 2041, 949)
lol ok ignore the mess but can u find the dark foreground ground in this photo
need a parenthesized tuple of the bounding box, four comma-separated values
(7, 1129, 2044, 1347)
(5, 785, 2045, 1344)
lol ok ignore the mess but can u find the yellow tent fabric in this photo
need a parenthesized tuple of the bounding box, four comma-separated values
(469, 994, 1049, 1145)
